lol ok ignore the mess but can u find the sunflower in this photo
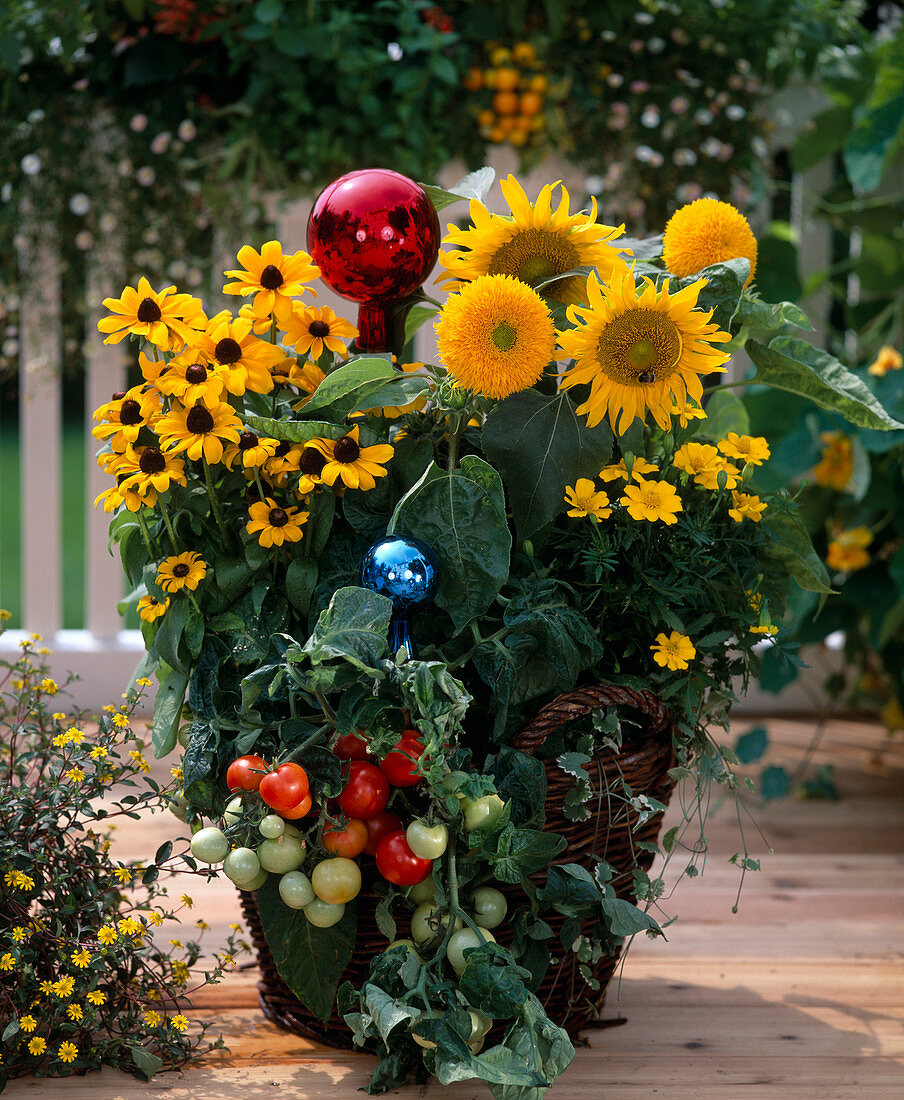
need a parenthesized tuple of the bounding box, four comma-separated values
(435, 274, 556, 400)
(223, 241, 319, 323)
(187, 313, 282, 396)
(118, 445, 187, 497)
(564, 480, 611, 522)
(246, 498, 309, 548)
(138, 594, 169, 622)
(438, 175, 630, 305)
(157, 552, 208, 593)
(92, 387, 162, 452)
(155, 354, 227, 406)
(156, 400, 243, 464)
(662, 198, 758, 286)
(557, 269, 731, 434)
(306, 425, 393, 491)
(283, 304, 358, 360)
(620, 477, 683, 524)
(98, 277, 207, 350)
(296, 445, 328, 493)
(650, 631, 696, 670)
(223, 431, 280, 469)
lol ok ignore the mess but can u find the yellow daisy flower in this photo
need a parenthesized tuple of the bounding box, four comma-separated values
(19, 1015, 36, 1032)
(157, 551, 208, 593)
(143, 1010, 162, 1027)
(718, 433, 770, 466)
(65, 766, 86, 783)
(97, 926, 118, 946)
(188, 312, 282, 396)
(92, 387, 162, 453)
(868, 345, 903, 376)
(557, 269, 731, 434)
(435, 273, 556, 400)
(671, 397, 708, 427)
(223, 241, 319, 323)
(812, 431, 853, 490)
(53, 976, 75, 998)
(283, 304, 358, 360)
(307, 424, 394, 491)
(156, 399, 243, 464)
(662, 198, 758, 286)
(223, 431, 280, 469)
(728, 491, 766, 523)
(599, 457, 660, 482)
(138, 594, 170, 623)
(171, 1014, 190, 1032)
(650, 631, 696, 670)
(116, 445, 187, 499)
(93, 471, 154, 514)
(87, 990, 106, 1005)
(265, 442, 305, 481)
(39, 677, 57, 694)
(564, 479, 612, 522)
(246, 497, 309, 548)
(57, 1041, 79, 1064)
(438, 174, 630, 305)
(0, 953, 16, 970)
(154, 353, 228, 406)
(98, 277, 207, 350)
(11, 927, 28, 943)
(620, 477, 683, 524)
(67, 1004, 84, 1021)
(674, 443, 740, 491)
(826, 526, 872, 573)
(28, 1037, 47, 1056)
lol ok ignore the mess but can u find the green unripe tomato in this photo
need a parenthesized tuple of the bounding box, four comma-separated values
(387, 938, 419, 956)
(168, 791, 190, 823)
(257, 834, 306, 874)
(304, 897, 345, 928)
(223, 847, 261, 885)
(406, 821, 449, 861)
(236, 867, 268, 891)
(468, 1008, 492, 1054)
(190, 826, 229, 865)
(311, 857, 362, 905)
(408, 876, 436, 904)
(223, 796, 244, 827)
(446, 927, 495, 974)
(471, 886, 507, 930)
(461, 794, 506, 832)
(441, 771, 470, 799)
(283, 823, 302, 839)
(259, 814, 285, 840)
(410, 902, 463, 944)
(278, 870, 315, 909)
(177, 725, 191, 749)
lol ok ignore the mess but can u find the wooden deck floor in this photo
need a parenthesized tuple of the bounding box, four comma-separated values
(6, 717, 904, 1098)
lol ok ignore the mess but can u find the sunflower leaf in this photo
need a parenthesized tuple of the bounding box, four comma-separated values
(421, 166, 495, 211)
(243, 415, 348, 443)
(290, 357, 425, 420)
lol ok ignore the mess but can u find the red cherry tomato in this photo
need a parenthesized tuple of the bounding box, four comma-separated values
(226, 754, 269, 792)
(322, 818, 368, 858)
(333, 730, 371, 761)
(363, 810, 403, 855)
(379, 733, 426, 788)
(337, 761, 390, 820)
(376, 830, 433, 886)
(259, 762, 310, 814)
(281, 792, 312, 819)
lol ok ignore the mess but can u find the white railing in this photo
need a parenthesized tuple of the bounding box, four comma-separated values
(0, 102, 834, 711)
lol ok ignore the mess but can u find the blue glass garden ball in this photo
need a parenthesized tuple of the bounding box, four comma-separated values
(359, 536, 439, 613)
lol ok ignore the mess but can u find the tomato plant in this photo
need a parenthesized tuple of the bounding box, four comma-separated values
(259, 763, 310, 814)
(226, 754, 269, 792)
(363, 810, 403, 855)
(333, 730, 371, 760)
(337, 761, 390, 819)
(322, 818, 368, 858)
(406, 820, 448, 860)
(311, 857, 362, 904)
(379, 732, 426, 787)
(375, 830, 432, 886)
(189, 826, 229, 864)
(281, 792, 313, 819)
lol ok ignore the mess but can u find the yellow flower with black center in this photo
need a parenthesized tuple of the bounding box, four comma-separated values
(728, 491, 766, 523)
(223, 431, 279, 469)
(718, 433, 770, 466)
(812, 431, 853, 490)
(295, 444, 328, 494)
(826, 526, 872, 573)
(265, 442, 305, 481)
(223, 241, 319, 323)
(92, 387, 162, 453)
(93, 473, 155, 513)
(156, 399, 243, 464)
(557, 269, 731, 435)
(868, 345, 903, 377)
(599, 457, 659, 483)
(620, 477, 683, 524)
(155, 353, 228, 406)
(650, 631, 696, 670)
(439, 175, 630, 305)
(116, 445, 187, 499)
(188, 312, 282, 396)
(662, 198, 758, 286)
(283, 304, 358, 360)
(138, 594, 169, 622)
(435, 273, 556, 400)
(564, 479, 611, 522)
(246, 497, 309, 547)
(98, 277, 207, 350)
(157, 552, 207, 593)
(306, 425, 394, 491)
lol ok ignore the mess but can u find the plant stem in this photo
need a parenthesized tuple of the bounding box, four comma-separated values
(281, 723, 333, 762)
(136, 510, 157, 559)
(202, 456, 232, 546)
(701, 380, 754, 395)
(314, 688, 337, 725)
(446, 418, 465, 471)
(158, 498, 181, 554)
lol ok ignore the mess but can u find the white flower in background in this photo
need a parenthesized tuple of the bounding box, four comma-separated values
(21, 154, 41, 176)
(69, 193, 90, 216)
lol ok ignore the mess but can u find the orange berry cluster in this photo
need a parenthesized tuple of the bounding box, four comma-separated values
(464, 43, 548, 149)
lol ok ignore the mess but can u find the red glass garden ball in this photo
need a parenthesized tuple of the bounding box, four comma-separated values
(306, 169, 441, 307)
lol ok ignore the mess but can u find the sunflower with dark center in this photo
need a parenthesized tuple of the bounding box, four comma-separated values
(188, 313, 283, 396)
(98, 276, 207, 351)
(265, 441, 305, 482)
(137, 593, 169, 623)
(557, 268, 731, 435)
(438, 175, 630, 306)
(155, 399, 243, 464)
(92, 387, 162, 452)
(155, 352, 227, 406)
(223, 431, 280, 469)
(117, 445, 187, 498)
(157, 551, 208, 593)
(246, 497, 309, 548)
(223, 241, 320, 324)
(306, 425, 394, 491)
(283, 304, 358, 360)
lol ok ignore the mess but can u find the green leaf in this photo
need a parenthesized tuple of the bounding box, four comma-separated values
(285, 558, 318, 616)
(730, 297, 813, 333)
(483, 391, 614, 540)
(537, 863, 603, 917)
(130, 1044, 163, 1081)
(421, 166, 495, 212)
(243, 414, 347, 443)
(791, 105, 853, 172)
(748, 337, 904, 431)
(257, 876, 357, 1021)
(735, 725, 768, 764)
(761, 510, 834, 596)
(2, 1021, 19, 1042)
(458, 947, 534, 1017)
(151, 666, 188, 758)
(404, 304, 439, 344)
(490, 749, 547, 828)
(844, 90, 904, 191)
(295, 357, 425, 420)
(489, 827, 566, 884)
(760, 764, 791, 801)
(618, 234, 663, 261)
(600, 897, 660, 937)
(694, 390, 750, 443)
(150, 595, 190, 675)
(301, 586, 393, 670)
(362, 983, 417, 1044)
(388, 457, 511, 631)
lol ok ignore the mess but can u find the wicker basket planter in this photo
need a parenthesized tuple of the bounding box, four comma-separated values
(240, 682, 675, 1047)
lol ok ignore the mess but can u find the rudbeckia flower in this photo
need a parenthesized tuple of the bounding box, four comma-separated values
(98, 277, 206, 350)
(223, 241, 319, 323)
(283, 304, 357, 360)
(306, 425, 393, 491)
(156, 399, 243, 464)
(245, 497, 309, 547)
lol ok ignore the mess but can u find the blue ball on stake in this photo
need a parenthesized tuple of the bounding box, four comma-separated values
(359, 535, 439, 660)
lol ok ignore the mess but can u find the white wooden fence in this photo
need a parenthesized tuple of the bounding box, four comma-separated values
(0, 93, 836, 711)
